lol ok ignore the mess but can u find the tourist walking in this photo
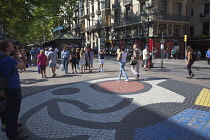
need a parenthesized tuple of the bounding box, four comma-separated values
(48, 48, 58, 77)
(75, 48, 80, 70)
(171, 48, 175, 59)
(98, 47, 105, 72)
(61, 47, 70, 74)
(186, 46, 195, 78)
(37, 49, 47, 78)
(70, 49, 77, 74)
(30, 47, 37, 66)
(142, 47, 150, 71)
(206, 48, 210, 65)
(165, 48, 169, 59)
(117, 46, 129, 82)
(130, 44, 141, 79)
(85, 46, 94, 73)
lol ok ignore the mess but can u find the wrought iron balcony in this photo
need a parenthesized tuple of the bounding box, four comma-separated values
(123, 0, 132, 6)
(112, 4, 120, 11)
(81, 11, 90, 19)
(200, 13, 210, 19)
(90, 12, 95, 17)
(96, 9, 101, 15)
(92, 22, 102, 30)
(156, 13, 190, 22)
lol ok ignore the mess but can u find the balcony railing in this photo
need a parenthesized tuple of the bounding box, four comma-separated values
(96, 9, 101, 15)
(156, 14, 190, 22)
(200, 13, 210, 18)
(123, 0, 132, 6)
(112, 4, 120, 11)
(90, 12, 95, 17)
(92, 22, 102, 30)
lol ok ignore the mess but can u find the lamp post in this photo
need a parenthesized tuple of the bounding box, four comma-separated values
(140, 3, 156, 68)
(0, 20, 5, 39)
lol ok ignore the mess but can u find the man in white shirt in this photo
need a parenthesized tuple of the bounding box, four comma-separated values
(48, 48, 58, 77)
(142, 47, 150, 71)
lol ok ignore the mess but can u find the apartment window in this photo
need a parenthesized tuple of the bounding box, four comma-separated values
(189, 26, 193, 36)
(140, 2, 145, 13)
(204, 3, 210, 15)
(92, 5, 94, 12)
(114, 11, 119, 24)
(160, 0, 167, 14)
(191, 9, 194, 17)
(98, 2, 100, 10)
(203, 22, 209, 35)
(174, 2, 182, 16)
(126, 7, 131, 21)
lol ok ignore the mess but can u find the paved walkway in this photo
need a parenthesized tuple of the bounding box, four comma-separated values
(0, 58, 210, 140)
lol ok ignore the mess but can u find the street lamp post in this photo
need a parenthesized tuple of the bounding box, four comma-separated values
(0, 20, 5, 39)
(140, 4, 156, 68)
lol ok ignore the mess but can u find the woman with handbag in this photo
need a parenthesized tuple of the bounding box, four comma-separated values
(117, 46, 129, 82)
(130, 44, 141, 79)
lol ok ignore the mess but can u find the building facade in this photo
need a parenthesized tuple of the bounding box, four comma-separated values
(73, 0, 190, 58)
(187, 0, 210, 57)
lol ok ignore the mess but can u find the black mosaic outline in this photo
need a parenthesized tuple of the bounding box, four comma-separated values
(51, 88, 80, 95)
(15, 77, 209, 140)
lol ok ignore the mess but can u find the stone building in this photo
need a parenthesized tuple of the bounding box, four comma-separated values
(73, 0, 190, 58)
(187, 0, 210, 57)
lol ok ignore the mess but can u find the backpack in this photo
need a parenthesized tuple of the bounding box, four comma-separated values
(192, 51, 197, 62)
(0, 55, 9, 90)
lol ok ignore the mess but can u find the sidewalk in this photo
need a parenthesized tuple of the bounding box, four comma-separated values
(0, 57, 209, 140)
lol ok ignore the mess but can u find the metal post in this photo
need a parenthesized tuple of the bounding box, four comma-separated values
(161, 44, 164, 69)
(161, 31, 164, 69)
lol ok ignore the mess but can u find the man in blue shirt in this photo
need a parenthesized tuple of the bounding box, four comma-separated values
(61, 47, 70, 74)
(0, 40, 28, 140)
(206, 48, 210, 65)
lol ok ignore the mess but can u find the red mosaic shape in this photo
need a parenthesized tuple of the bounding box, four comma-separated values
(97, 81, 144, 93)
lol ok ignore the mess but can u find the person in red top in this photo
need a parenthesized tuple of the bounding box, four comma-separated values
(37, 49, 48, 78)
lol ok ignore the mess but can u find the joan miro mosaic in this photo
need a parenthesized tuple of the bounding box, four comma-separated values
(0, 77, 209, 140)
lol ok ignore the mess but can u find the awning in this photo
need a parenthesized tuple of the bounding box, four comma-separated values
(45, 31, 84, 44)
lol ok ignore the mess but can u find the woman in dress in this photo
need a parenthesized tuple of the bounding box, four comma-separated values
(79, 48, 86, 73)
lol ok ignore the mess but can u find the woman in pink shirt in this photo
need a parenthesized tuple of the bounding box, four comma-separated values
(37, 49, 48, 78)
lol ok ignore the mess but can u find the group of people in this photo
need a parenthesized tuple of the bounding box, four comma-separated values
(116, 44, 152, 82)
(61, 46, 95, 74)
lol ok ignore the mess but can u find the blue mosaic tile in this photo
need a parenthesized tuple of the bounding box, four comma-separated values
(134, 109, 210, 140)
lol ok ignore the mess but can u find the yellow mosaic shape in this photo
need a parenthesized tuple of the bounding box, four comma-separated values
(195, 88, 210, 107)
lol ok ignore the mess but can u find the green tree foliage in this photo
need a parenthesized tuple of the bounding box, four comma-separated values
(0, 0, 82, 44)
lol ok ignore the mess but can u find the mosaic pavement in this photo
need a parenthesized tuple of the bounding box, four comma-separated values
(0, 77, 210, 140)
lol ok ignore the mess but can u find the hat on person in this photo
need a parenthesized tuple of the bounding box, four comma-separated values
(49, 48, 53, 51)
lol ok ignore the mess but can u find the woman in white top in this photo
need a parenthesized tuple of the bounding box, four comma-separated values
(117, 46, 129, 81)
(79, 48, 86, 73)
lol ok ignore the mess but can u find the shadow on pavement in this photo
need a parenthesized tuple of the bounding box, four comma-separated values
(9, 78, 207, 140)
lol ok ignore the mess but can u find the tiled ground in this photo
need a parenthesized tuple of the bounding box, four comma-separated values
(0, 77, 209, 140)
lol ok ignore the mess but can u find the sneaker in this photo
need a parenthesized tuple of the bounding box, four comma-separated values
(98, 69, 101, 72)
(125, 79, 129, 82)
(102, 69, 105, 72)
